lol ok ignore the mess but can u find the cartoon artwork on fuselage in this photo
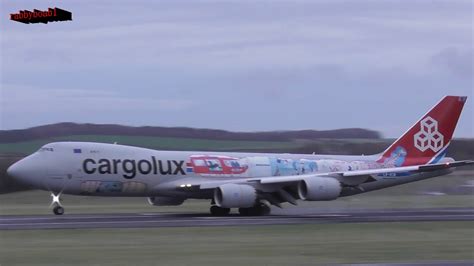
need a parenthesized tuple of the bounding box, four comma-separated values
(269, 158, 318, 176)
(188, 155, 248, 176)
(381, 146, 408, 167)
(186, 155, 387, 178)
(187, 155, 322, 177)
(80, 180, 147, 194)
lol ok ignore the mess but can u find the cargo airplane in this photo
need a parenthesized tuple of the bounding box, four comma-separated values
(7, 96, 473, 215)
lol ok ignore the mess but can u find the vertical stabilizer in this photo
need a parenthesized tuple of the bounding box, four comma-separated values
(378, 96, 467, 166)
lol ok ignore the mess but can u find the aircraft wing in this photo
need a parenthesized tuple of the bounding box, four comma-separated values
(192, 160, 474, 189)
(339, 160, 474, 177)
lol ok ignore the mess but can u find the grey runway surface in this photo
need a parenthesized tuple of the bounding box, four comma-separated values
(0, 207, 472, 230)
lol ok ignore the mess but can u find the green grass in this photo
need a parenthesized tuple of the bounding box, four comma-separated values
(0, 135, 304, 154)
(0, 171, 472, 265)
(0, 222, 472, 265)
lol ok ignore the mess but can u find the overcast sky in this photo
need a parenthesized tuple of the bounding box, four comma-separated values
(1, 0, 472, 138)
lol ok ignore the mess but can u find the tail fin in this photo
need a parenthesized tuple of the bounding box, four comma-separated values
(378, 96, 467, 166)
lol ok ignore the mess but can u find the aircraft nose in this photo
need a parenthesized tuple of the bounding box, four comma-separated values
(7, 159, 26, 179)
(7, 162, 19, 177)
(7, 157, 37, 184)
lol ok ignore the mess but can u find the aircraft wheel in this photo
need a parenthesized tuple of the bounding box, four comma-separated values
(210, 206, 230, 216)
(53, 206, 64, 215)
(238, 207, 250, 216)
(239, 204, 271, 216)
(261, 204, 271, 215)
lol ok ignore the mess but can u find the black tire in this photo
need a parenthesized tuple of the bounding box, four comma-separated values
(210, 206, 230, 216)
(239, 204, 271, 216)
(238, 207, 251, 216)
(53, 206, 64, 215)
(261, 205, 271, 215)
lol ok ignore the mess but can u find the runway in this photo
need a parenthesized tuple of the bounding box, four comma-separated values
(1, 207, 472, 230)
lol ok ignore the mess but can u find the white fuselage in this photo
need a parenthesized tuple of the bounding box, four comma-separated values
(11, 142, 452, 199)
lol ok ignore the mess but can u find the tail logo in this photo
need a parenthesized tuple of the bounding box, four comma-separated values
(414, 116, 444, 152)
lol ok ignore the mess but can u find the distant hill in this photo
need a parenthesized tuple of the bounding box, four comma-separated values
(0, 122, 381, 143)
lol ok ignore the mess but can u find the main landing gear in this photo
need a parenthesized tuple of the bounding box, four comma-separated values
(50, 193, 65, 215)
(209, 202, 271, 216)
(238, 203, 271, 216)
(210, 205, 231, 216)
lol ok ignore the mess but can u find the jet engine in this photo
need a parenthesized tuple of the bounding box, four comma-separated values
(214, 184, 257, 208)
(297, 177, 341, 201)
(147, 196, 185, 206)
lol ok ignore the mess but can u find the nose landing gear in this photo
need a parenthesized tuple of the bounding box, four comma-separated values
(50, 193, 64, 215)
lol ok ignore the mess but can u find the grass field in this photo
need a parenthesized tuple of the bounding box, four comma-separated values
(0, 222, 472, 265)
(0, 162, 472, 265)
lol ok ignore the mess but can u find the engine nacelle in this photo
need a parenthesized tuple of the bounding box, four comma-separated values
(297, 177, 341, 201)
(214, 184, 257, 208)
(147, 196, 185, 206)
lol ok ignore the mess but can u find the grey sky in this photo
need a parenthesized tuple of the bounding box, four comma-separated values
(1, 0, 472, 138)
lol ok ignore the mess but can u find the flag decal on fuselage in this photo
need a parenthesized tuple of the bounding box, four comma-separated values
(186, 162, 194, 173)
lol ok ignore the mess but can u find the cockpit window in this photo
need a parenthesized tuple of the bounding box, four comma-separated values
(39, 147, 54, 152)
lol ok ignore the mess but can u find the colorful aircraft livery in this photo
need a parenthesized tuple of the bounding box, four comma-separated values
(7, 96, 473, 216)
